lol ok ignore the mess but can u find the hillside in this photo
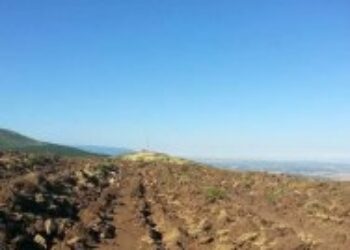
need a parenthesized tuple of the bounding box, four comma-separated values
(1, 151, 350, 249)
(0, 128, 97, 157)
(76, 145, 133, 156)
(0, 128, 42, 148)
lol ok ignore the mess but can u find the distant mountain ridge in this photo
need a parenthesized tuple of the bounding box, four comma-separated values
(0, 128, 97, 157)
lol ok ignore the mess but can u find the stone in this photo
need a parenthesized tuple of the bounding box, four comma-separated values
(45, 219, 57, 235)
(34, 234, 47, 249)
(108, 178, 116, 185)
(72, 242, 88, 250)
(217, 209, 229, 225)
(35, 193, 45, 203)
(216, 229, 230, 237)
(237, 232, 258, 245)
(67, 236, 81, 246)
(82, 169, 94, 178)
(34, 219, 45, 233)
(10, 212, 23, 221)
(163, 228, 182, 248)
(99, 224, 116, 239)
(57, 220, 68, 236)
(198, 219, 212, 231)
(199, 235, 214, 244)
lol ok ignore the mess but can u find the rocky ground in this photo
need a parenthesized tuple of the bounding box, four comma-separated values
(1, 151, 350, 250)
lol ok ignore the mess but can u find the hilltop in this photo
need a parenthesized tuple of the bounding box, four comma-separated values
(1, 151, 350, 249)
(0, 128, 97, 157)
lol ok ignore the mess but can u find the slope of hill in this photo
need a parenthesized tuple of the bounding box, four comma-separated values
(1, 151, 350, 249)
(0, 128, 43, 148)
(76, 145, 133, 156)
(0, 128, 97, 157)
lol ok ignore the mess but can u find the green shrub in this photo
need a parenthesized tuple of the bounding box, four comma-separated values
(26, 154, 53, 166)
(205, 186, 226, 202)
(266, 187, 286, 204)
(97, 162, 116, 176)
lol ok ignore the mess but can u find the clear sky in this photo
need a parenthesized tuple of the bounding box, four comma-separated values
(1, 0, 349, 161)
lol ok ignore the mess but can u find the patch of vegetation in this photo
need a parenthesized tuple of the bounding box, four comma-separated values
(304, 200, 329, 215)
(26, 154, 58, 167)
(266, 187, 287, 204)
(180, 164, 190, 172)
(19, 144, 99, 157)
(205, 186, 226, 202)
(97, 162, 117, 176)
(241, 174, 255, 189)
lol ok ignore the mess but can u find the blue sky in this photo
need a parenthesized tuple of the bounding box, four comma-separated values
(1, 0, 349, 161)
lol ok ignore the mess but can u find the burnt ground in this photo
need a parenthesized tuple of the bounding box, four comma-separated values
(1, 151, 350, 250)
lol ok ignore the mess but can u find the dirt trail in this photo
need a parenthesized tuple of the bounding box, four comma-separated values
(110, 170, 151, 250)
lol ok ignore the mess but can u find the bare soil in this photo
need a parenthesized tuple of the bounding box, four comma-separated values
(1, 151, 350, 250)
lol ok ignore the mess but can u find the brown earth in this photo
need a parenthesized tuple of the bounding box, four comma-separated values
(1, 151, 350, 250)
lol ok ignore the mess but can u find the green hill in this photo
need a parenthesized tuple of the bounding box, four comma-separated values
(0, 128, 98, 157)
(0, 128, 42, 148)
